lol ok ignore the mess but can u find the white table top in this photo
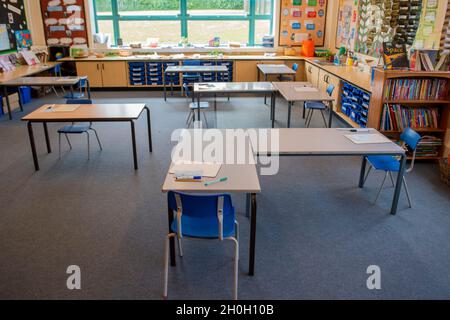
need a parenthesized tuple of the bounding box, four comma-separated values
(273, 82, 334, 102)
(165, 65, 228, 73)
(194, 82, 276, 93)
(249, 128, 406, 156)
(1, 76, 83, 86)
(257, 64, 296, 75)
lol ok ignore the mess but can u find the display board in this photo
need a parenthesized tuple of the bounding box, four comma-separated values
(40, 0, 88, 46)
(0, 0, 27, 51)
(278, 0, 328, 47)
(414, 0, 448, 50)
(336, 0, 359, 50)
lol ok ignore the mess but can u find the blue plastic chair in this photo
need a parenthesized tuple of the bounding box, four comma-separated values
(279, 63, 298, 81)
(183, 83, 209, 128)
(163, 191, 239, 300)
(57, 99, 102, 159)
(304, 84, 334, 128)
(364, 128, 421, 208)
(64, 76, 88, 99)
(182, 60, 201, 84)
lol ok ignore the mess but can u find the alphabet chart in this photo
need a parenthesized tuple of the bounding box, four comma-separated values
(278, 0, 328, 47)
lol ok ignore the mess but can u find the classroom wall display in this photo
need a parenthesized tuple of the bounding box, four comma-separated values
(355, 0, 395, 57)
(278, 0, 328, 47)
(414, 0, 448, 50)
(336, 0, 360, 50)
(0, 0, 28, 51)
(40, 0, 88, 46)
(15, 29, 32, 49)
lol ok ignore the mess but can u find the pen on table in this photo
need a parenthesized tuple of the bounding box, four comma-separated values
(204, 177, 228, 187)
(175, 176, 202, 180)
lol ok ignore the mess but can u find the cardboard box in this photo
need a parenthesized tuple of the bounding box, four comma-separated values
(2, 93, 19, 105)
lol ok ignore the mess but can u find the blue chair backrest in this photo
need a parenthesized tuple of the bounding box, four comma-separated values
(292, 63, 299, 72)
(54, 64, 61, 74)
(183, 60, 201, 66)
(326, 84, 335, 96)
(168, 191, 234, 219)
(66, 99, 92, 104)
(400, 128, 421, 150)
(182, 83, 191, 97)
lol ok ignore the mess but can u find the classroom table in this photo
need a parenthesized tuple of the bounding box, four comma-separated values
(162, 129, 261, 276)
(1, 76, 90, 120)
(272, 82, 335, 128)
(193, 82, 277, 127)
(21, 103, 152, 171)
(257, 64, 296, 104)
(0, 62, 62, 120)
(163, 65, 229, 101)
(249, 128, 407, 215)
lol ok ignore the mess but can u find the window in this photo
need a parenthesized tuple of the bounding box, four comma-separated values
(93, 0, 274, 46)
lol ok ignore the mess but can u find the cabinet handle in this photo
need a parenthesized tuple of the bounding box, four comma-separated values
(102, 63, 105, 70)
(96, 63, 99, 70)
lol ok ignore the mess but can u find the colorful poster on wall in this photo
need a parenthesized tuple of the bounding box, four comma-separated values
(40, 0, 88, 46)
(278, 0, 328, 47)
(15, 29, 32, 49)
(0, 0, 27, 51)
(336, 0, 359, 50)
(414, 0, 447, 50)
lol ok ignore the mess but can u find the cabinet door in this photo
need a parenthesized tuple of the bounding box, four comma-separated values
(101, 62, 128, 87)
(235, 60, 259, 82)
(76, 62, 103, 88)
(305, 62, 319, 87)
(327, 73, 341, 111)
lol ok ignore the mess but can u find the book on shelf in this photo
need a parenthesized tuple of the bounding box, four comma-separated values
(380, 104, 440, 131)
(384, 78, 448, 101)
(411, 49, 449, 71)
(390, 136, 443, 158)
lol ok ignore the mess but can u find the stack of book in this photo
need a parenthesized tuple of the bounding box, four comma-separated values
(384, 78, 448, 100)
(380, 104, 440, 131)
(415, 136, 443, 158)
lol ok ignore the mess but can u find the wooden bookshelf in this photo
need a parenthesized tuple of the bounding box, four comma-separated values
(369, 68, 450, 160)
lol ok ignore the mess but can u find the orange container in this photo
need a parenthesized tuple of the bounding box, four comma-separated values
(301, 39, 315, 57)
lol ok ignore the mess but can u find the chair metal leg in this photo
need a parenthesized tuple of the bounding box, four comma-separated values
(58, 133, 61, 159)
(374, 171, 389, 205)
(304, 109, 311, 125)
(86, 132, 90, 160)
(320, 110, 328, 127)
(364, 165, 373, 184)
(65, 134, 72, 149)
(403, 177, 412, 208)
(163, 233, 175, 299)
(235, 221, 239, 243)
(177, 237, 183, 257)
(186, 111, 194, 128)
(388, 172, 395, 187)
(90, 128, 103, 150)
(306, 110, 314, 128)
(52, 86, 59, 97)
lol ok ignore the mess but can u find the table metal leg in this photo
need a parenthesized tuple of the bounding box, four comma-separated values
(130, 120, 138, 170)
(17, 87, 24, 112)
(391, 154, 406, 215)
(27, 122, 39, 171)
(86, 80, 91, 99)
(197, 93, 201, 121)
(302, 102, 306, 119)
(3, 86, 12, 120)
(358, 156, 367, 188)
(168, 205, 176, 266)
(246, 193, 251, 218)
(170, 74, 174, 97)
(328, 101, 333, 128)
(249, 193, 257, 276)
(144, 106, 153, 153)
(43, 122, 51, 153)
(214, 93, 217, 128)
(264, 75, 268, 105)
(287, 101, 292, 128)
(164, 74, 167, 101)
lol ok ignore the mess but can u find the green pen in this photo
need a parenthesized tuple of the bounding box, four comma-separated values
(204, 177, 228, 187)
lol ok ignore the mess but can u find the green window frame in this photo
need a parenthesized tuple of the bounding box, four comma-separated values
(93, 0, 274, 46)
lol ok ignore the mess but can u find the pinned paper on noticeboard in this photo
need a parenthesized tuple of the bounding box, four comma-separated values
(278, 0, 327, 47)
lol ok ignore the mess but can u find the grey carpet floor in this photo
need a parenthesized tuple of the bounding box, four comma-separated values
(0, 90, 449, 300)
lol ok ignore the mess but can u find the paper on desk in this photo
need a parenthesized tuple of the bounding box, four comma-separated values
(170, 161, 222, 178)
(345, 134, 392, 144)
(294, 86, 318, 92)
(42, 104, 80, 112)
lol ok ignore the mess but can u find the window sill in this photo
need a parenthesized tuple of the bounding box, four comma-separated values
(94, 45, 278, 54)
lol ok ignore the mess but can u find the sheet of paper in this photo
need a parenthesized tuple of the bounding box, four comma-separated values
(345, 134, 392, 144)
(170, 161, 222, 178)
(42, 104, 80, 112)
(294, 87, 318, 93)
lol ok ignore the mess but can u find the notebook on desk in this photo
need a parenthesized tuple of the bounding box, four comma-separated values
(169, 161, 222, 178)
(345, 134, 392, 144)
(42, 104, 80, 112)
